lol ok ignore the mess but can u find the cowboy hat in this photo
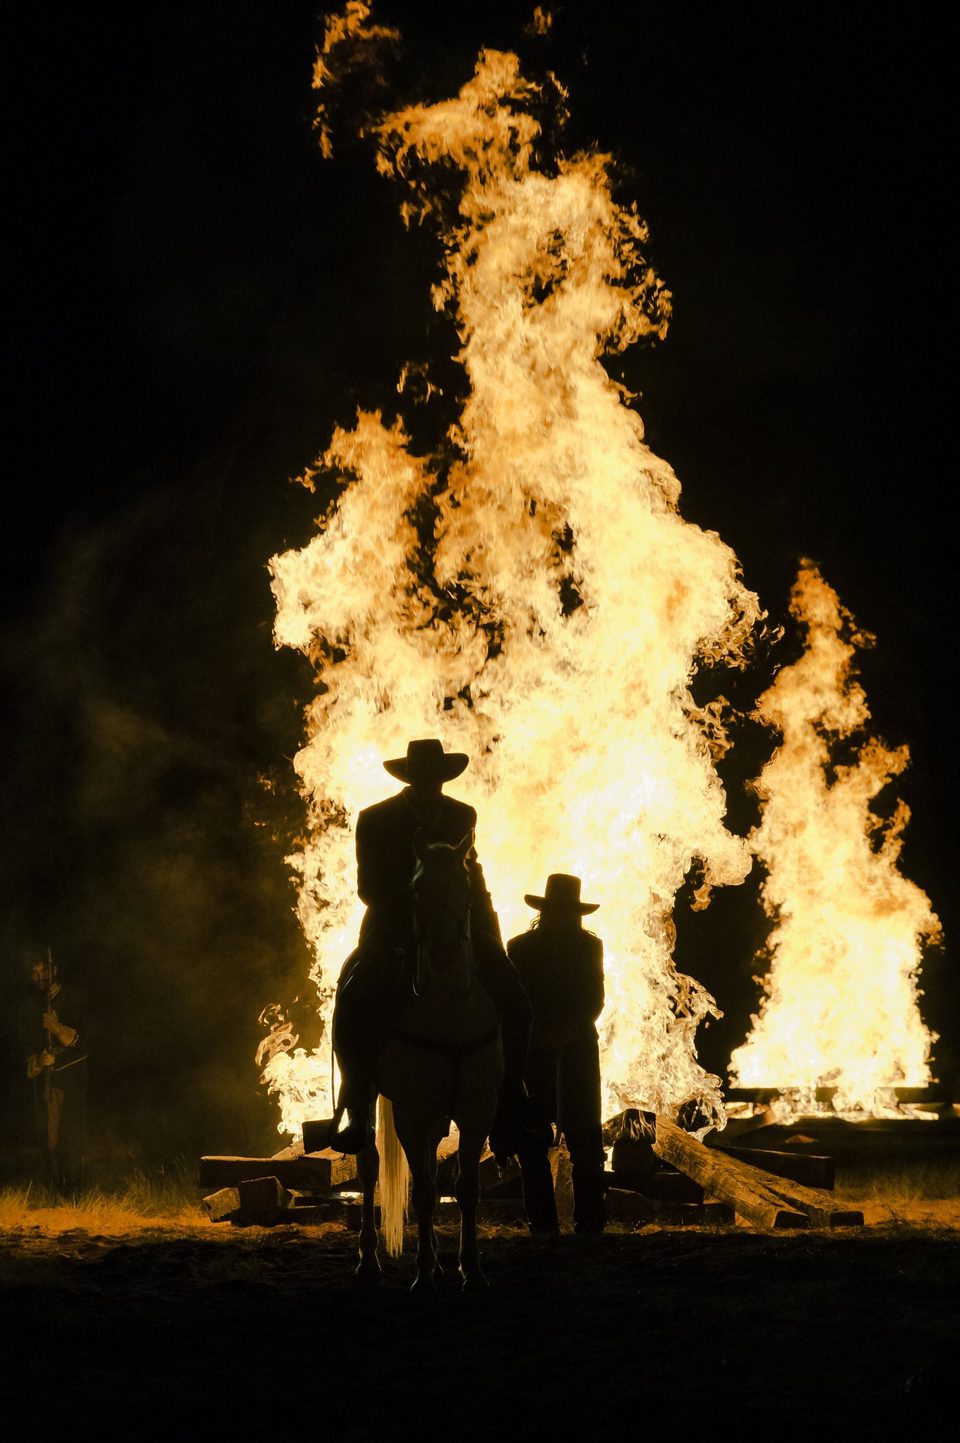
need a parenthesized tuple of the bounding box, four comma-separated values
(383, 737, 469, 783)
(524, 874, 599, 914)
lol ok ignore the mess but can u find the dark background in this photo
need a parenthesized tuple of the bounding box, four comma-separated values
(2, 3, 955, 1172)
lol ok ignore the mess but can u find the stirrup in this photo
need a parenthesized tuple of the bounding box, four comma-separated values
(326, 1111, 374, 1155)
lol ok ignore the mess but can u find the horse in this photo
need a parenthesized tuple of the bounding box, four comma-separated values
(352, 829, 504, 1292)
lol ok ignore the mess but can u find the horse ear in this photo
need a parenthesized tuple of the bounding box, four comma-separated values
(413, 827, 428, 860)
(456, 830, 474, 861)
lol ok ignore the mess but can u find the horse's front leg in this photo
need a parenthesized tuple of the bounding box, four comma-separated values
(455, 1127, 489, 1290)
(411, 1141, 441, 1293)
(354, 1138, 381, 1280)
(397, 1124, 442, 1293)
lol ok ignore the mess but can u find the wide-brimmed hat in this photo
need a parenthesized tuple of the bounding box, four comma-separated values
(383, 737, 469, 784)
(524, 874, 599, 914)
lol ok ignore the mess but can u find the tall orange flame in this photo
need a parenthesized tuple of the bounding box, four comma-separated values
(258, 19, 762, 1139)
(730, 563, 940, 1116)
(258, 9, 941, 1139)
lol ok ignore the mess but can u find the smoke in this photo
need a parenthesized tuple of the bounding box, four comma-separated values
(0, 479, 315, 1169)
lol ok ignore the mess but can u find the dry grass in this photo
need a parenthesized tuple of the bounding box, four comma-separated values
(2, 1144, 957, 1241)
(838, 1156, 960, 1204)
(0, 1163, 208, 1237)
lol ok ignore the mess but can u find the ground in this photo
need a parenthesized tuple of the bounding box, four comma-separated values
(1, 1182, 957, 1435)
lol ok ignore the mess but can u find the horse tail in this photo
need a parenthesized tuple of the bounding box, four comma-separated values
(376, 1095, 409, 1257)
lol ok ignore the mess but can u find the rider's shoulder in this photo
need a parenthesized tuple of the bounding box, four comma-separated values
(357, 790, 476, 832)
(442, 794, 477, 826)
(357, 793, 404, 824)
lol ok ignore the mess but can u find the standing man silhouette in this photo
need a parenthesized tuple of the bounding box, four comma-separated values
(507, 875, 606, 1235)
(23, 948, 89, 1194)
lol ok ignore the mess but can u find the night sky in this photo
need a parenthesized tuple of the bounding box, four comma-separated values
(3, 3, 955, 1168)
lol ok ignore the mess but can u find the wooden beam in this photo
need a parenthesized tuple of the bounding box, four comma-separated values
(654, 1118, 808, 1228)
(610, 1133, 658, 1178)
(202, 1186, 240, 1222)
(198, 1153, 355, 1192)
(631, 1168, 704, 1204)
(709, 1143, 835, 1191)
(605, 1186, 735, 1228)
(724, 1084, 944, 1104)
(731, 1166, 864, 1227)
(237, 1175, 293, 1217)
(657, 1118, 864, 1227)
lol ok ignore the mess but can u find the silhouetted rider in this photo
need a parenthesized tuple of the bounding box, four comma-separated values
(355, 738, 501, 954)
(327, 738, 531, 1153)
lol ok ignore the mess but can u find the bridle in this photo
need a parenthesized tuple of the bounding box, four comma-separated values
(409, 850, 474, 1000)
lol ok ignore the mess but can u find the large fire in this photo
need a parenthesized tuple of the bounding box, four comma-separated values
(257, 6, 940, 1138)
(730, 563, 939, 1116)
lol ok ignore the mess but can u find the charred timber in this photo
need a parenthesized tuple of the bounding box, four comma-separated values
(708, 1143, 835, 1190)
(202, 1187, 241, 1223)
(725, 1085, 945, 1104)
(656, 1118, 864, 1227)
(198, 1153, 355, 1192)
(237, 1175, 294, 1219)
(735, 1169, 864, 1227)
(604, 1186, 734, 1228)
(654, 1117, 808, 1228)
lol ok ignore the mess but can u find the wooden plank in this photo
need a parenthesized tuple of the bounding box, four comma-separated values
(198, 1153, 355, 1191)
(271, 1141, 304, 1160)
(628, 1168, 704, 1204)
(605, 1187, 735, 1228)
(237, 1176, 293, 1217)
(610, 1134, 658, 1178)
(654, 1117, 808, 1229)
(202, 1186, 240, 1222)
(710, 1143, 835, 1191)
(604, 1187, 662, 1226)
(725, 1162, 863, 1227)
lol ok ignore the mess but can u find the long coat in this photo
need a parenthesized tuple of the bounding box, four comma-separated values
(355, 789, 501, 949)
(506, 925, 604, 1135)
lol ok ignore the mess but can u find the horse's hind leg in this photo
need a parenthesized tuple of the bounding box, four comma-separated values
(355, 1139, 381, 1280)
(455, 1127, 489, 1290)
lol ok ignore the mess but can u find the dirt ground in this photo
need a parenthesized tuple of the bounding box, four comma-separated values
(1, 1185, 957, 1437)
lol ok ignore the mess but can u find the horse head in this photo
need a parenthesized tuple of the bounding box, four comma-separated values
(410, 829, 474, 993)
